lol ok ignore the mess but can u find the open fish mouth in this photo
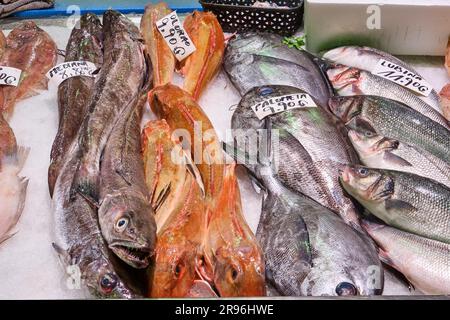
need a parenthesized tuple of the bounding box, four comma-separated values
(109, 243, 152, 269)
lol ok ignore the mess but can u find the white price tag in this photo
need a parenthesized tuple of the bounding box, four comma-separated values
(251, 93, 317, 120)
(372, 59, 432, 97)
(156, 11, 196, 61)
(0, 66, 22, 86)
(46, 61, 97, 86)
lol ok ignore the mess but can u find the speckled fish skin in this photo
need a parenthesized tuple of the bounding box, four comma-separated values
(48, 13, 103, 197)
(224, 32, 333, 106)
(347, 129, 450, 188)
(98, 96, 156, 269)
(329, 95, 450, 163)
(253, 162, 383, 296)
(180, 11, 225, 100)
(0, 21, 57, 118)
(74, 10, 150, 202)
(325, 65, 449, 128)
(341, 165, 450, 245)
(53, 145, 143, 298)
(232, 85, 361, 229)
(140, 2, 175, 87)
(323, 46, 442, 112)
(0, 0, 54, 18)
(363, 221, 450, 295)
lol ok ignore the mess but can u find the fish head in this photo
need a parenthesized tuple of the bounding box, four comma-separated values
(347, 129, 385, 157)
(84, 258, 139, 298)
(340, 165, 394, 205)
(150, 235, 198, 297)
(326, 65, 361, 91)
(328, 95, 365, 122)
(212, 244, 266, 297)
(99, 195, 156, 269)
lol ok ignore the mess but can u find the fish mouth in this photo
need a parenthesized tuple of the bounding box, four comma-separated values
(109, 242, 152, 269)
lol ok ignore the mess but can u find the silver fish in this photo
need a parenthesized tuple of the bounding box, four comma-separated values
(341, 165, 450, 245)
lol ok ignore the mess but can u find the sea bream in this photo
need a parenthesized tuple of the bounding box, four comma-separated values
(74, 10, 149, 202)
(341, 165, 450, 245)
(363, 221, 450, 295)
(224, 32, 333, 105)
(231, 85, 361, 228)
(323, 46, 442, 112)
(0, 21, 57, 118)
(48, 13, 103, 197)
(97, 95, 157, 269)
(325, 64, 449, 128)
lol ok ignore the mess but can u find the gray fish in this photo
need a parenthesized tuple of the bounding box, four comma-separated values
(53, 144, 143, 298)
(98, 95, 156, 269)
(341, 165, 450, 245)
(347, 129, 450, 188)
(48, 13, 103, 197)
(232, 85, 361, 228)
(323, 46, 442, 112)
(226, 143, 383, 296)
(224, 32, 333, 106)
(325, 64, 449, 128)
(363, 220, 450, 295)
(329, 95, 450, 163)
(74, 10, 150, 202)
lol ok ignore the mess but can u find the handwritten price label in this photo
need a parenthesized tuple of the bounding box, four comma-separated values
(0, 66, 22, 86)
(372, 59, 432, 97)
(46, 61, 97, 86)
(251, 93, 317, 120)
(156, 11, 196, 61)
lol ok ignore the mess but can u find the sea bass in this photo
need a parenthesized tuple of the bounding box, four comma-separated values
(363, 220, 450, 295)
(180, 11, 225, 100)
(0, 21, 57, 118)
(224, 32, 333, 105)
(48, 13, 103, 197)
(325, 64, 448, 128)
(202, 164, 265, 297)
(347, 129, 450, 188)
(98, 96, 156, 269)
(74, 10, 149, 201)
(0, 113, 28, 245)
(140, 2, 175, 87)
(329, 95, 450, 163)
(341, 165, 450, 245)
(232, 85, 361, 228)
(53, 145, 143, 298)
(323, 46, 442, 112)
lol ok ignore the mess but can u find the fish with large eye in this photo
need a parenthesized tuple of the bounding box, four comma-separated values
(99, 273, 118, 294)
(336, 282, 358, 296)
(115, 216, 129, 232)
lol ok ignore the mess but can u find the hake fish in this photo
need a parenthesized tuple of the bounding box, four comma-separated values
(329, 95, 450, 163)
(140, 2, 175, 87)
(323, 46, 442, 112)
(0, 21, 57, 118)
(341, 166, 450, 245)
(74, 10, 149, 202)
(325, 64, 449, 128)
(48, 13, 103, 197)
(363, 220, 450, 295)
(97, 96, 156, 269)
(232, 85, 361, 228)
(224, 32, 333, 105)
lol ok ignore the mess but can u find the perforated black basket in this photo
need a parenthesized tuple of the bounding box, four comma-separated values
(200, 0, 304, 36)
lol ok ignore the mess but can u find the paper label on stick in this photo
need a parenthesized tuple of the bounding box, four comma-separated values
(251, 93, 317, 120)
(156, 11, 196, 61)
(0, 66, 22, 86)
(372, 59, 432, 97)
(46, 61, 97, 86)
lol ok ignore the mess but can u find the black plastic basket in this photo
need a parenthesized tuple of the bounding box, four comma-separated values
(199, 0, 304, 36)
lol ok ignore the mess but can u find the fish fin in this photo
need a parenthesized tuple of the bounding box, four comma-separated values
(183, 150, 205, 197)
(74, 172, 99, 204)
(77, 189, 100, 209)
(153, 182, 171, 212)
(0, 232, 17, 246)
(15, 146, 30, 172)
(385, 199, 416, 212)
(52, 243, 71, 267)
(378, 248, 396, 268)
(250, 176, 263, 194)
(383, 152, 413, 167)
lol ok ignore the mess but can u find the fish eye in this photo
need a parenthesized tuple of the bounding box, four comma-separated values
(174, 261, 185, 278)
(364, 131, 374, 137)
(258, 87, 273, 96)
(228, 266, 239, 282)
(357, 167, 369, 177)
(99, 273, 118, 294)
(115, 217, 129, 232)
(336, 282, 357, 296)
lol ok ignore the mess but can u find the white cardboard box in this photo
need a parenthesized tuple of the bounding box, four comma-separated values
(305, 0, 450, 56)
